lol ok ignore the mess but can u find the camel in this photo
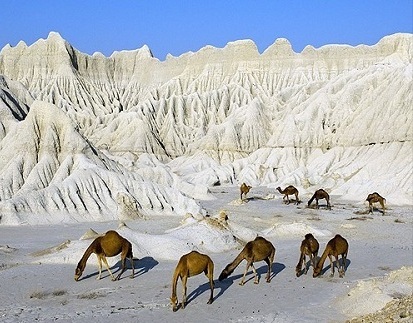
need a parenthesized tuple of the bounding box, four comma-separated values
(74, 230, 134, 281)
(276, 185, 300, 205)
(307, 189, 331, 210)
(218, 236, 275, 286)
(170, 251, 214, 312)
(295, 233, 319, 277)
(240, 183, 252, 200)
(366, 192, 386, 214)
(313, 234, 348, 278)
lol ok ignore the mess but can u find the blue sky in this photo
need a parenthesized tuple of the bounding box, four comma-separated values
(1, 1, 412, 60)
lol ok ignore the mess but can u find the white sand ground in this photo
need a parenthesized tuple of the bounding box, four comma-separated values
(0, 186, 412, 323)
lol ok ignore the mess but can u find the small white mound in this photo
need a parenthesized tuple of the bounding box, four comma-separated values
(0, 245, 17, 254)
(337, 266, 413, 318)
(262, 222, 331, 237)
(79, 228, 100, 240)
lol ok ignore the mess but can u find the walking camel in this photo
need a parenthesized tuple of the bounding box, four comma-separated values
(276, 185, 300, 205)
(240, 183, 252, 200)
(170, 251, 214, 312)
(295, 233, 319, 277)
(219, 236, 275, 286)
(307, 189, 331, 209)
(74, 230, 134, 281)
(366, 192, 386, 214)
(313, 234, 348, 278)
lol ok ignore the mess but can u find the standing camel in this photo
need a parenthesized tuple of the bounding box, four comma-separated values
(307, 189, 331, 209)
(313, 234, 348, 278)
(276, 185, 300, 205)
(296, 233, 319, 277)
(170, 251, 214, 312)
(219, 236, 275, 285)
(240, 183, 252, 200)
(74, 230, 134, 281)
(366, 192, 386, 214)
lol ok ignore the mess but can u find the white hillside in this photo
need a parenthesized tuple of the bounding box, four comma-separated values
(0, 33, 412, 223)
(0, 101, 203, 224)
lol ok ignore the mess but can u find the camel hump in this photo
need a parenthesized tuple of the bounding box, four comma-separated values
(305, 233, 314, 240)
(104, 230, 120, 238)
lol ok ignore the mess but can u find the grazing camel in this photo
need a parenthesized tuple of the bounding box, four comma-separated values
(295, 233, 319, 277)
(170, 251, 214, 312)
(219, 236, 275, 286)
(74, 230, 134, 281)
(366, 192, 386, 214)
(276, 185, 300, 205)
(313, 234, 348, 278)
(240, 183, 252, 200)
(307, 189, 331, 209)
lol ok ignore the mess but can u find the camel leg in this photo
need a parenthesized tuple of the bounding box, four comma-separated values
(115, 257, 127, 280)
(96, 256, 103, 280)
(206, 263, 214, 304)
(303, 254, 308, 275)
(181, 276, 188, 309)
(381, 201, 385, 214)
(264, 257, 273, 282)
(295, 192, 299, 205)
(339, 254, 347, 278)
(328, 255, 334, 277)
(311, 253, 318, 270)
(207, 273, 214, 304)
(286, 195, 290, 205)
(240, 262, 252, 286)
(129, 257, 135, 278)
(101, 256, 115, 280)
(250, 264, 259, 284)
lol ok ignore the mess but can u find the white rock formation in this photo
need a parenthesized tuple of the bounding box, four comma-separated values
(0, 32, 411, 224)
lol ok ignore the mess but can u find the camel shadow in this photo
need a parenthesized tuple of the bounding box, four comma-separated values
(185, 280, 214, 306)
(113, 256, 159, 280)
(282, 199, 302, 205)
(307, 204, 331, 210)
(81, 256, 158, 281)
(212, 262, 285, 302)
(319, 258, 351, 276)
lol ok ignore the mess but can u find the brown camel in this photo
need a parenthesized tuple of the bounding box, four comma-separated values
(366, 192, 386, 214)
(240, 183, 252, 200)
(219, 236, 275, 285)
(170, 251, 214, 312)
(296, 233, 319, 277)
(307, 189, 331, 209)
(276, 185, 300, 205)
(313, 234, 348, 278)
(74, 230, 134, 281)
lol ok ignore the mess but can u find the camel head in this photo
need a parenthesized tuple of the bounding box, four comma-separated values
(170, 295, 179, 312)
(313, 267, 322, 278)
(218, 264, 233, 281)
(74, 262, 84, 281)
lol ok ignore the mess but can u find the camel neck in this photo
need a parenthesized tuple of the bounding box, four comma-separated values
(79, 241, 96, 269)
(171, 269, 179, 298)
(316, 248, 329, 270)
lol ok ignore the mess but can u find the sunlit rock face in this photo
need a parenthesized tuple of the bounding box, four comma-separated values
(0, 32, 411, 224)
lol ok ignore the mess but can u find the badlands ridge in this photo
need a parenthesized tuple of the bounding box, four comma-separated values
(0, 32, 411, 224)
